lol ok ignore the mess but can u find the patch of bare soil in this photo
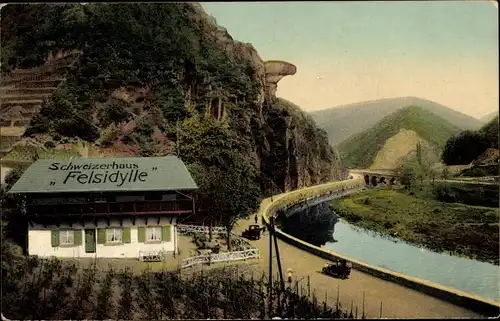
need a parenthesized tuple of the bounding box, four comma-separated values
(370, 128, 436, 169)
(472, 148, 499, 166)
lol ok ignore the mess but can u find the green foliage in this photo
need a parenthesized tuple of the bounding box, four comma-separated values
(433, 181, 499, 208)
(338, 106, 462, 168)
(180, 117, 255, 173)
(1, 258, 350, 319)
(441, 116, 498, 166)
(26, 84, 100, 141)
(441, 130, 491, 165)
(1, 145, 80, 162)
(3, 165, 29, 190)
(479, 116, 499, 148)
(397, 160, 421, 190)
(97, 99, 132, 128)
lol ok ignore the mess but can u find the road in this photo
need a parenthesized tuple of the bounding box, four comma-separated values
(435, 179, 498, 186)
(234, 194, 482, 318)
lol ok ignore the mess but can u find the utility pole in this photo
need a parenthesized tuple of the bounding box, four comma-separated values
(271, 216, 285, 290)
(268, 218, 273, 317)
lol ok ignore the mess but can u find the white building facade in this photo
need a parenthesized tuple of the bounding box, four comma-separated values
(8, 156, 198, 259)
(28, 216, 179, 259)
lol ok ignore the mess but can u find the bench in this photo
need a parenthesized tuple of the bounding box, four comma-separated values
(139, 250, 165, 262)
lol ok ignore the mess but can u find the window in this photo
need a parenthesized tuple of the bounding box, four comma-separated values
(60, 230, 74, 245)
(146, 227, 162, 242)
(106, 228, 122, 243)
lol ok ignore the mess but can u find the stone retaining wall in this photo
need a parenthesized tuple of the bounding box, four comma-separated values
(261, 178, 500, 317)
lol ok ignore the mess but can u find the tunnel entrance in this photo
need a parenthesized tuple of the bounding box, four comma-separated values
(364, 175, 370, 185)
(379, 177, 386, 184)
(371, 176, 378, 187)
(389, 177, 396, 185)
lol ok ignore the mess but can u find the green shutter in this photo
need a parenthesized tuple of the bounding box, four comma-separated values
(162, 225, 171, 242)
(123, 227, 131, 243)
(138, 227, 145, 243)
(74, 230, 82, 246)
(51, 230, 59, 247)
(97, 228, 106, 244)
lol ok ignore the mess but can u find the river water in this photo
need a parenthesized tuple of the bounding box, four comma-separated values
(324, 217, 500, 301)
(281, 200, 500, 302)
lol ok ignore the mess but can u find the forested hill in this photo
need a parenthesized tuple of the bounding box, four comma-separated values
(310, 97, 483, 146)
(338, 106, 462, 169)
(1, 4, 343, 222)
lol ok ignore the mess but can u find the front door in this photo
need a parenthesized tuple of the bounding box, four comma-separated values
(85, 229, 96, 253)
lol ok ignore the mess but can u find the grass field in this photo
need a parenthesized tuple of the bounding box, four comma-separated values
(331, 188, 499, 264)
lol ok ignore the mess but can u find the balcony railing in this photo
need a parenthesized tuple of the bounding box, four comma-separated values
(26, 200, 194, 216)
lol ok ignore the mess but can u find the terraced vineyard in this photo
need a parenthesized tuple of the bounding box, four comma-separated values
(0, 51, 81, 169)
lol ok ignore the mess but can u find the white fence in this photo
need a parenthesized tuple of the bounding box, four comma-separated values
(139, 250, 166, 262)
(181, 248, 260, 269)
(177, 224, 228, 236)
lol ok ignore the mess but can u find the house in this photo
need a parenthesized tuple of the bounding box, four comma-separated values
(7, 156, 198, 259)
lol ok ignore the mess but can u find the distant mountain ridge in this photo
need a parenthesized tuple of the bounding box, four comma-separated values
(480, 111, 499, 124)
(337, 106, 463, 169)
(310, 97, 484, 146)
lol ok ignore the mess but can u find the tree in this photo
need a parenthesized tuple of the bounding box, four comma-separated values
(397, 159, 421, 190)
(429, 162, 445, 186)
(441, 130, 490, 165)
(3, 165, 29, 191)
(188, 163, 260, 250)
(416, 141, 423, 167)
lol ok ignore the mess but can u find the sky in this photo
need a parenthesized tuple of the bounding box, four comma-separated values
(202, 1, 499, 119)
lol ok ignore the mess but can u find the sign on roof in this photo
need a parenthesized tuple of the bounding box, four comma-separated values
(8, 156, 198, 194)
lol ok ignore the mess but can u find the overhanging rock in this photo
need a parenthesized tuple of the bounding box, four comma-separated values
(264, 60, 297, 99)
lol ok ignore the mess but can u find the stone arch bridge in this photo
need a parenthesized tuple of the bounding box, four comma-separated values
(349, 169, 400, 187)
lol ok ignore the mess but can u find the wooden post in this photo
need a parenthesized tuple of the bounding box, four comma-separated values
(362, 291, 365, 319)
(336, 285, 340, 310)
(271, 216, 285, 290)
(379, 301, 382, 318)
(307, 275, 310, 297)
(268, 216, 273, 317)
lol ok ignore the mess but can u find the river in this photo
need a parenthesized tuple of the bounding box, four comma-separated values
(281, 201, 500, 302)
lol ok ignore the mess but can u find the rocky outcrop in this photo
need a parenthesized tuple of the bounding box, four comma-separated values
(264, 60, 297, 101)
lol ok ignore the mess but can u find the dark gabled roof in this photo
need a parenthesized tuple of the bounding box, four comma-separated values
(8, 156, 198, 194)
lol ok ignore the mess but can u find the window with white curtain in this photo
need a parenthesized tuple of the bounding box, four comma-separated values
(146, 227, 162, 242)
(106, 228, 122, 243)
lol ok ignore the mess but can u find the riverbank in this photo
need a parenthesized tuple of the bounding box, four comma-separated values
(330, 188, 499, 265)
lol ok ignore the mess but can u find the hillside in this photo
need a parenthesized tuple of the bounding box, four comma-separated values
(337, 106, 462, 169)
(0, 4, 343, 196)
(310, 97, 482, 146)
(442, 115, 499, 173)
(479, 111, 499, 124)
(479, 115, 499, 147)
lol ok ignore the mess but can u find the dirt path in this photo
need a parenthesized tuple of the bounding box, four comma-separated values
(234, 198, 482, 319)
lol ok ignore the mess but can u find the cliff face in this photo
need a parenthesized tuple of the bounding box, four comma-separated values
(0, 3, 342, 191)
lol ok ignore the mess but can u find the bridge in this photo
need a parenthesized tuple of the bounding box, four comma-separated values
(234, 176, 497, 318)
(349, 168, 400, 186)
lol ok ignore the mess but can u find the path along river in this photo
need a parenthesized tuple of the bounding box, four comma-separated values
(318, 205, 500, 301)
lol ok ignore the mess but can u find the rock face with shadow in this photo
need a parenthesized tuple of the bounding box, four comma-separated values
(279, 202, 338, 247)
